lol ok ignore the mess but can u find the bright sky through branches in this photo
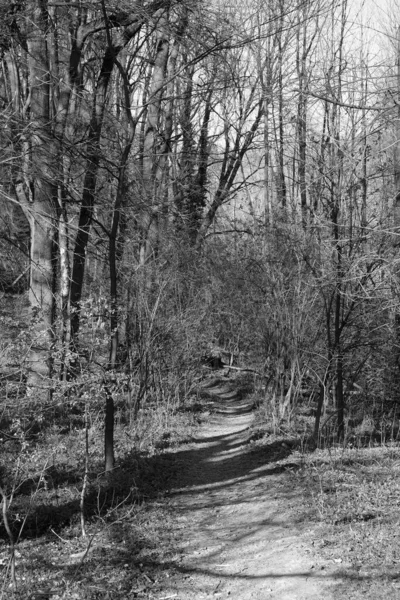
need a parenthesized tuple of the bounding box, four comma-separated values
(350, 0, 398, 60)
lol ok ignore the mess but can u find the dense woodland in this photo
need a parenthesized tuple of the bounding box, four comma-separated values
(2, 0, 400, 555)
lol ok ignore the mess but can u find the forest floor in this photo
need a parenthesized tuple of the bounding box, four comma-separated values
(148, 377, 341, 600)
(3, 374, 400, 599)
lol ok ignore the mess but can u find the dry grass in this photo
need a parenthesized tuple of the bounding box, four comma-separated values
(250, 393, 400, 599)
(290, 444, 400, 599)
(0, 397, 200, 599)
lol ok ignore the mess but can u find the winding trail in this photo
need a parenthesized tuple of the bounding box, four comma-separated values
(159, 378, 340, 599)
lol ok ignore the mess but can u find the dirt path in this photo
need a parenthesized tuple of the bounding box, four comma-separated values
(156, 379, 341, 600)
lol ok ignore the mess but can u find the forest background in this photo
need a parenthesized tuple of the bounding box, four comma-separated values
(1, 0, 400, 596)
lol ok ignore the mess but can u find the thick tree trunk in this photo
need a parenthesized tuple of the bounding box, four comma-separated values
(17, 189, 56, 400)
(17, 1, 57, 400)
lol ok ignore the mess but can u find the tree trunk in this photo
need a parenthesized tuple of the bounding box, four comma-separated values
(296, 16, 308, 227)
(105, 136, 134, 472)
(393, 26, 400, 394)
(18, 1, 57, 400)
(18, 191, 56, 399)
(70, 48, 116, 345)
(69, 14, 144, 345)
(139, 11, 169, 264)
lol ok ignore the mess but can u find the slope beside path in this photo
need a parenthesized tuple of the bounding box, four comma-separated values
(156, 378, 341, 600)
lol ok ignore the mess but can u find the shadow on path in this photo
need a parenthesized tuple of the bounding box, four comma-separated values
(155, 377, 338, 599)
(168, 379, 293, 496)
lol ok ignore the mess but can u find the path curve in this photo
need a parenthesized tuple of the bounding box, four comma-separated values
(159, 378, 339, 599)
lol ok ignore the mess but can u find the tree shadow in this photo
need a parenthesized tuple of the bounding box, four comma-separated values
(0, 378, 296, 543)
(0, 449, 178, 540)
(0, 376, 305, 598)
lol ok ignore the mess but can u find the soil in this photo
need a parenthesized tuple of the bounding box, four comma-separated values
(155, 378, 342, 600)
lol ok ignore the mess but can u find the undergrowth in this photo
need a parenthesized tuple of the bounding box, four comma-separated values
(5, 371, 400, 600)
(250, 393, 400, 600)
(0, 391, 203, 600)
(292, 445, 400, 599)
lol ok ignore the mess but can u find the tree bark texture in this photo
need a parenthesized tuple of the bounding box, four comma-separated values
(19, 1, 57, 400)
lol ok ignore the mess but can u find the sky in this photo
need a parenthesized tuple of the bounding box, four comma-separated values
(350, 0, 398, 61)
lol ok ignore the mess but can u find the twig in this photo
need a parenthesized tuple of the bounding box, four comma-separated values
(0, 485, 16, 591)
(80, 399, 90, 538)
(51, 528, 70, 544)
(71, 534, 96, 578)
